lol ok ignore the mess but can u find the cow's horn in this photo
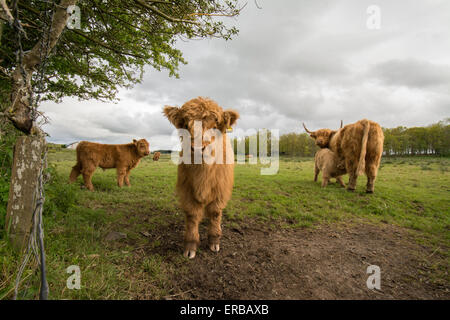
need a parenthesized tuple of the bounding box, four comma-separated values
(302, 122, 313, 134)
(340, 120, 343, 129)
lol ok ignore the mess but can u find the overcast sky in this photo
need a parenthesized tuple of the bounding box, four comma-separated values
(41, 0, 450, 150)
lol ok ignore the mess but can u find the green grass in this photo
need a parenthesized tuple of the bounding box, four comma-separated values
(1, 151, 449, 299)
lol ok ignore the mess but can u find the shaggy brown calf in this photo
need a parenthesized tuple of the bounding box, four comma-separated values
(152, 152, 161, 161)
(163, 97, 239, 259)
(314, 148, 347, 188)
(304, 119, 384, 193)
(69, 139, 150, 191)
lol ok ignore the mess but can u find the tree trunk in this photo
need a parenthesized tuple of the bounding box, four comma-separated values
(8, 0, 78, 133)
(5, 135, 46, 251)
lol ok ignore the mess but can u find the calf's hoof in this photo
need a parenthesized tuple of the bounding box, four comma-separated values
(183, 249, 196, 259)
(366, 190, 374, 194)
(183, 241, 198, 259)
(346, 187, 355, 192)
(208, 236, 220, 253)
(209, 243, 220, 253)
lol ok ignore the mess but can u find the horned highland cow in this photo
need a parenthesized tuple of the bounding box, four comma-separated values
(69, 139, 150, 191)
(163, 97, 239, 259)
(314, 148, 347, 188)
(304, 119, 384, 193)
(153, 152, 161, 161)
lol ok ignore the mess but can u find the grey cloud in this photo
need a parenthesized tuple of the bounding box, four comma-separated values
(89, 110, 173, 137)
(370, 59, 450, 88)
(41, 0, 450, 149)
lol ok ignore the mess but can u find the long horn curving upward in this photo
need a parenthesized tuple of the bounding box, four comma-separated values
(302, 122, 313, 134)
(340, 120, 343, 129)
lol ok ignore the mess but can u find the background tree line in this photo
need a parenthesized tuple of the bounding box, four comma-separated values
(383, 119, 450, 156)
(232, 118, 450, 157)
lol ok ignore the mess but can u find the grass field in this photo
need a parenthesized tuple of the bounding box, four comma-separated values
(0, 149, 449, 299)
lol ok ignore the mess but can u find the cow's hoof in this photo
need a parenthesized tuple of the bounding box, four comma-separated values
(209, 243, 220, 253)
(183, 241, 198, 259)
(208, 236, 220, 252)
(183, 250, 196, 259)
(366, 190, 374, 194)
(346, 188, 355, 192)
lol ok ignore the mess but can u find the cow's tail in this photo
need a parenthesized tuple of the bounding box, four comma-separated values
(356, 120, 370, 176)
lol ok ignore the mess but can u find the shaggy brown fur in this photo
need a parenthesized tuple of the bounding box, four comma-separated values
(69, 139, 150, 191)
(304, 119, 384, 193)
(152, 152, 161, 161)
(163, 97, 239, 259)
(314, 148, 347, 188)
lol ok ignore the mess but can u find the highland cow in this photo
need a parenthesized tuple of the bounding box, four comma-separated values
(163, 97, 239, 259)
(69, 139, 150, 191)
(314, 148, 347, 188)
(304, 119, 384, 193)
(153, 152, 161, 161)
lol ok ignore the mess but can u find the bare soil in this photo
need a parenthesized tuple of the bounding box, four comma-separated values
(132, 218, 449, 300)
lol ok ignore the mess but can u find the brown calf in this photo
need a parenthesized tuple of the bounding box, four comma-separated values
(69, 139, 150, 191)
(152, 152, 161, 161)
(304, 119, 384, 193)
(314, 148, 347, 188)
(163, 97, 239, 259)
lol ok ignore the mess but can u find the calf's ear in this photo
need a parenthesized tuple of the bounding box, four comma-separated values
(163, 106, 184, 128)
(133, 139, 137, 144)
(222, 110, 239, 131)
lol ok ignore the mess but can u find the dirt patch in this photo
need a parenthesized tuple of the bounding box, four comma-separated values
(124, 217, 449, 300)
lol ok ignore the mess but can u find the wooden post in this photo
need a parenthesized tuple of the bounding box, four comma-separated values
(5, 135, 46, 251)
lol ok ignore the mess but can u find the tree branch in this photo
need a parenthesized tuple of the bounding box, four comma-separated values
(68, 28, 145, 59)
(0, 0, 14, 25)
(143, 0, 175, 4)
(134, 0, 199, 25)
(92, 3, 154, 37)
